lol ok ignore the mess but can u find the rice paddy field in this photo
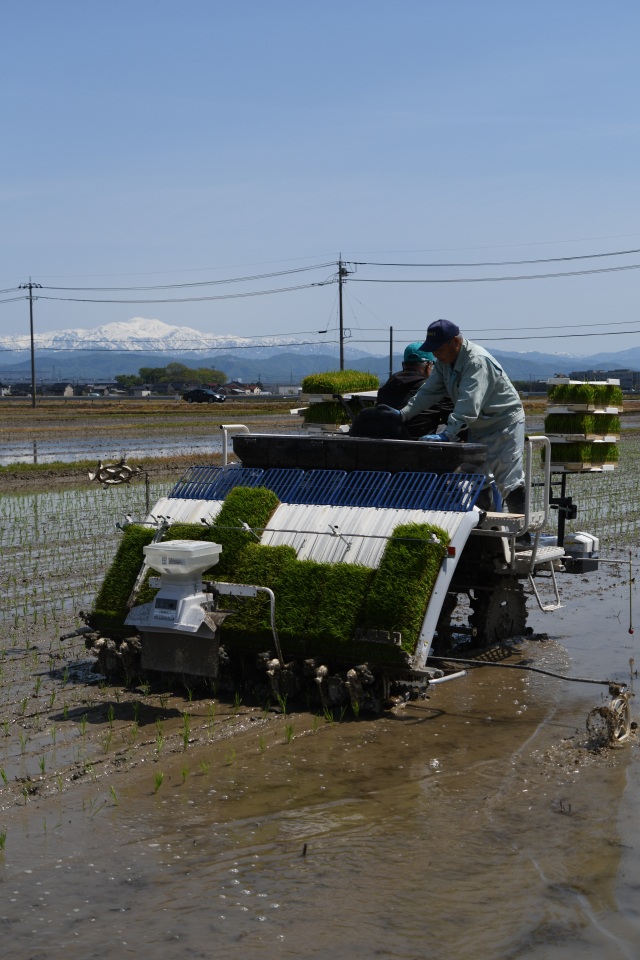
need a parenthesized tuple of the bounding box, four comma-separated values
(0, 402, 639, 959)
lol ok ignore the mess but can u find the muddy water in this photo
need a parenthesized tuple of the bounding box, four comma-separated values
(1, 568, 639, 959)
(1, 476, 640, 958)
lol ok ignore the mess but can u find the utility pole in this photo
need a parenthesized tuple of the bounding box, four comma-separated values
(389, 326, 393, 380)
(19, 280, 42, 409)
(337, 257, 352, 371)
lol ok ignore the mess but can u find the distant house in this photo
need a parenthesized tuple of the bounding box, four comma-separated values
(46, 382, 75, 397)
(223, 381, 262, 395)
(0, 382, 10, 397)
(131, 384, 152, 398)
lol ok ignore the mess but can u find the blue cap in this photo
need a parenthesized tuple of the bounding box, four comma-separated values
(403, 341, 435, 363)
(420, 319, 460, 352)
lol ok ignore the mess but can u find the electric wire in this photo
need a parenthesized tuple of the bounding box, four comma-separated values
(35, 280, 330, 304)
(352, 316, 640, 333)
(350, 262, 640, 283)
(354, 246, 640, 267)
(347, 327, 640, 342)
(0, 338, 340, 353)
(40, 261, 336, 291)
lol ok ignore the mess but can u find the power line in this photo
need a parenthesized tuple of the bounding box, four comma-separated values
(0, 338, 340, 354)
(36, 280, 330, 304)
(352, 316, 640, 334)
(349, 326, 640, 343)
(350, 262, 640, 283)
(40, 262, 336, 291)
(354, 246, 640, 267)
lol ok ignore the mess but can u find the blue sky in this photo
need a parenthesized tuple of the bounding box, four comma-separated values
(2, 1, 640, 356)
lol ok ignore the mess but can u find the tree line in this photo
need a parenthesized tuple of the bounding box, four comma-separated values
(115, 362, 228, 390)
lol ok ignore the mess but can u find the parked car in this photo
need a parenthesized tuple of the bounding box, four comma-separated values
(182, 388, 226, 404)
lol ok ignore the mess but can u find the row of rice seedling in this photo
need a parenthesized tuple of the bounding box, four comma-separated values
(0, 482, 168, 630)
(546, 436, 640, 546)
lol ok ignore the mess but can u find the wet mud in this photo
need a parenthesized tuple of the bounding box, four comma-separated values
(0, 563, 638, 959)
(1, 405, 640, 957)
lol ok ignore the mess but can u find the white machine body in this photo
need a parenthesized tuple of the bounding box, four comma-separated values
(125, 539, 222, 634)
(564, 532, 599, 558)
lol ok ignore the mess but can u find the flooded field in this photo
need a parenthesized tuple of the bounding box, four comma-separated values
(0, 417, 639, 958)
(0, 399, 299, 466)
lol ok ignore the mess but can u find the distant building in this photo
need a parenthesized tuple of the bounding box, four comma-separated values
(46, 382, 75, 397)
(569, 368, 640, 391)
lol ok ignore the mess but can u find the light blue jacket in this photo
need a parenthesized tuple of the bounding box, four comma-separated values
(400, 338, 524, 439)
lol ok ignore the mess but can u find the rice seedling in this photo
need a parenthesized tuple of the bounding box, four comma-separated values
(225, 748, 236, 765)
(207, 702, 216, 737)
(284, 724, 294, 744)
(0, 768, 8, 786)
(109, 785, 119, 805)
(153, 771, 164, 794)
(258, 735, 266, 754)
(198, 760, 210, 774)
(182, 712, 191, 751)
(181, 766, 189, 783)
(0, 830, 7, 850)
(276, 693, 288, 716)
(323, 706, 334, 725)
(107, 704, 115, 729)
(153, 718, 164, 755)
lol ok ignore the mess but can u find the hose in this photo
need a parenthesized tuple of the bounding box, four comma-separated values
(427, 655, 626, 688)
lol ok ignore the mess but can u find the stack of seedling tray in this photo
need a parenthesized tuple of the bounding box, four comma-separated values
(544, 378, 622, 472)
(299, 370, 379, 432)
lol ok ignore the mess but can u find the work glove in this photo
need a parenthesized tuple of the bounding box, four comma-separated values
(376, 404, 402, 419)
(420, 431, 451, 442)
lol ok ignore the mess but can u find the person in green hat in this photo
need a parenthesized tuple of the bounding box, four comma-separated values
(376, 341, 454, 439)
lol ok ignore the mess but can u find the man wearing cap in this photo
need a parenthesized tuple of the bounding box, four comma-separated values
(397, 319, 526, 509)
(376, 341, 454, 439)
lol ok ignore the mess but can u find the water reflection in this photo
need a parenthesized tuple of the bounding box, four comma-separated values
(1, 434, 225, 466)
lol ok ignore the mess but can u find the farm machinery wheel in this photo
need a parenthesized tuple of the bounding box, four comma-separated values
(469, 579, 527, 647)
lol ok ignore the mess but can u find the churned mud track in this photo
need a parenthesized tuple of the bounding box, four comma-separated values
(0, 629, 315, 815)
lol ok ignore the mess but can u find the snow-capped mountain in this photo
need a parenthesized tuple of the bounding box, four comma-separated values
(0, 317, 329, 354)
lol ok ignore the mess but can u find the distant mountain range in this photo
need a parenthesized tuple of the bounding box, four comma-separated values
(0, 317, 638, 384)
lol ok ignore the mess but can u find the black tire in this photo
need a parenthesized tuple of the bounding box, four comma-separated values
(469, 579, 527, 646)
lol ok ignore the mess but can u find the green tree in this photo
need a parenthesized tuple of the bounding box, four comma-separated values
(115, 374, 143, 390)
(138, 366, 168, 384)
(133, 363, 228, 385)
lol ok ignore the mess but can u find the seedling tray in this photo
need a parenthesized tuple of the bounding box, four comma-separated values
(546, 434, 620, 442)
(550, 462, 617, 472)
(546, 404, 621, 414)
